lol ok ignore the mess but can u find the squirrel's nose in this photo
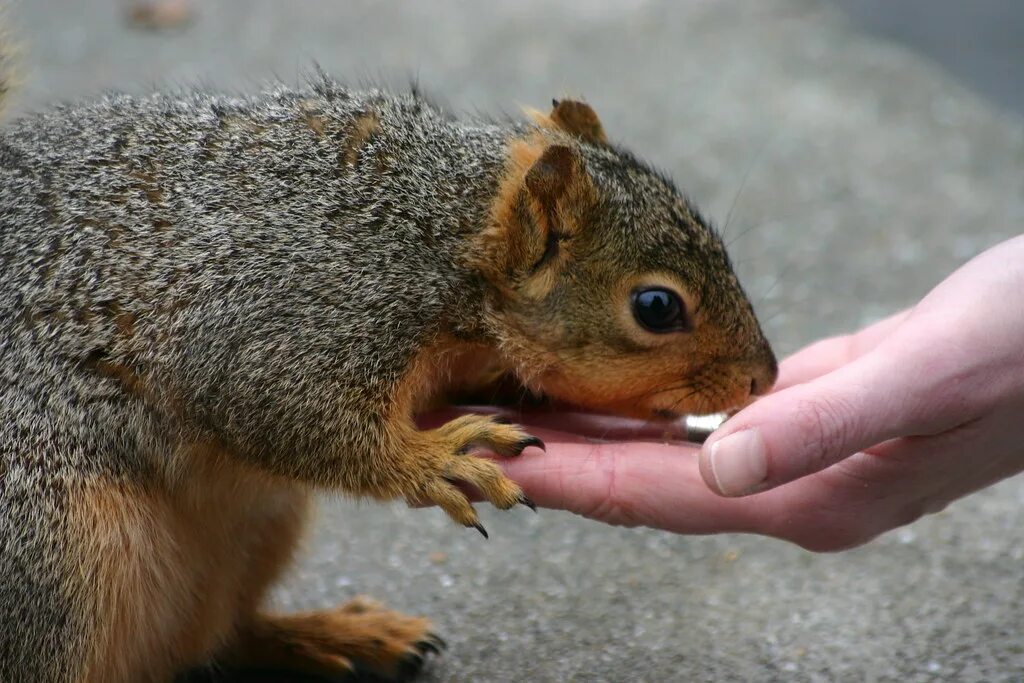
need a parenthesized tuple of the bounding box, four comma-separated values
(748, 353, 778, 397)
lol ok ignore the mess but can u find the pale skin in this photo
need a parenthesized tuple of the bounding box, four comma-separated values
(462, 235, 1024, 552)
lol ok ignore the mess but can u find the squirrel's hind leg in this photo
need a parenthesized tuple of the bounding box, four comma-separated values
(56, 478, 243, 683)
(198, 475, 442, 682)
(220, 598, 444, 682)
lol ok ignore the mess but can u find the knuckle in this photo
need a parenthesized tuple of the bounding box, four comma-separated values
(579, 447, 641, 527)
(790, 394, 857, 474)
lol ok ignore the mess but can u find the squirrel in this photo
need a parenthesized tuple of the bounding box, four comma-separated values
(0, 71, 777, 682)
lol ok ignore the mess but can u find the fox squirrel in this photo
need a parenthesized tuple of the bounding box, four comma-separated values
(0, 72, 777, 682)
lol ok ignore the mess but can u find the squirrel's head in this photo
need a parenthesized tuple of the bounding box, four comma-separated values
(471, 99, 777, 420)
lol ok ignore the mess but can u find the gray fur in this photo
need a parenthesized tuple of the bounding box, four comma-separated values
(0, 77, 515, 681)
(0, 75, 764, 681)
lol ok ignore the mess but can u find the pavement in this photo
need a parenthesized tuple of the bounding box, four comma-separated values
(8, 1, 1024, 681)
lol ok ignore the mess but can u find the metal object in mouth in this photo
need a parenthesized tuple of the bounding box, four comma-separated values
(683, 412, 729, 444)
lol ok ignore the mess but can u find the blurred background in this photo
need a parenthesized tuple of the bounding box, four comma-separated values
(836, 0, 1024, 115)
(7, 1, 1023, 681)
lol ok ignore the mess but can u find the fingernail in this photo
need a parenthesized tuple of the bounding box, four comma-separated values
(707, 428, 768, 496)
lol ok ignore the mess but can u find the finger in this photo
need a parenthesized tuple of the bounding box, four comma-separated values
(510, 411, 690, 442)
(756, 417, 1012, 552)
(496, 439, 769, 535)
(699, 351, 923, 497)
(775, 308, 910, 390)
(407, 423, 647, 510)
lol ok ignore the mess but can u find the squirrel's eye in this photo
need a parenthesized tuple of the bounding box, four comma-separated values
(631, 287, 688, 333)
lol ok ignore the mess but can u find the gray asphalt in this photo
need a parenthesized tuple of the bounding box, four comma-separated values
(8, 1, 1024, 681)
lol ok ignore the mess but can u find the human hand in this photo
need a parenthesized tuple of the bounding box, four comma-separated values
(492, 235, 1024, 550)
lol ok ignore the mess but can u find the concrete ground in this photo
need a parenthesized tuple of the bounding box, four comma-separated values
(8, 1, 1024, 681)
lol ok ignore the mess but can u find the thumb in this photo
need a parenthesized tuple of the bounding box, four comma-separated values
(699, 352, 919, 497)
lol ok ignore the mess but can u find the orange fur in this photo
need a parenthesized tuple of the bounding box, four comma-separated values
(466, 120, 763, 419)
(298, 99, 327, 136)
(470, 133, 595, 301)
(67, 443, 309, 683)
(470, 134, 546, 288)
(67, 437, 455, 680)
(343, 110, 381, 166)
(364, 336, 535, 528)
(391, 335, 508, 416)
(227, 597, 438, 679)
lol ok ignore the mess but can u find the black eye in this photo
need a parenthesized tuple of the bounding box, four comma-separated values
(631, 287, 688, 333)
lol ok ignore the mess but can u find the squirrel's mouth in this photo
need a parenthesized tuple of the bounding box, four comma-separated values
(426, 396, 732, 445)
(444, 368, 741, 417)
(442, 374, 742, 440)
(651, 408, 682, 421)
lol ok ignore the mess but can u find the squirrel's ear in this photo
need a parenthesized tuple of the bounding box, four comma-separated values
(524, 143, 596, 233)
(470, 141, 595, 287)
(524, 144, 582, 208)
(530, 99, 608, 145)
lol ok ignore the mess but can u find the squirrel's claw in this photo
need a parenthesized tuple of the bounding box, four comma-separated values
(518, 493, 538, 513)
(412, 414, 543, 535)
(423, 633, 447, 652)
(417, 634, 446, 656)
(446, 415, 544, 458)
(393, 633, 445, 681)
(514, 435, 545, 455)
(237, 600, 439, 683)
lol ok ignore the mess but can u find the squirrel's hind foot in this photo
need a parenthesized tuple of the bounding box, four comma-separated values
(220, 597, 443, 682)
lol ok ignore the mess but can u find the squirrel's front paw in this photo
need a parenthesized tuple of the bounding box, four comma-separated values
(410, 414, 543, 536)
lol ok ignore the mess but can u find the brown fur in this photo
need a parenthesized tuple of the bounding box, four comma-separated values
(359, 336, 535, 529)
(472, 134, 548, 288)
(343, 110, 381, 167)
(83, 354, 149, 399)
(227, 596, 438, 678)
(525, 99, 608, 145)
(549, 99, 608, 144)
(66, 444, 310, 683)
(129, 169, 164, 204)
(466, 99, 776, 420)
(69, 439, 444, 681)
(0, 84, 776, 681)
(298, 98, 328, 136)
(471, 133, 596, 301)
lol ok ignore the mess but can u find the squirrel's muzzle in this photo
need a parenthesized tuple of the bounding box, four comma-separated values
(748, 352, 778, 396)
